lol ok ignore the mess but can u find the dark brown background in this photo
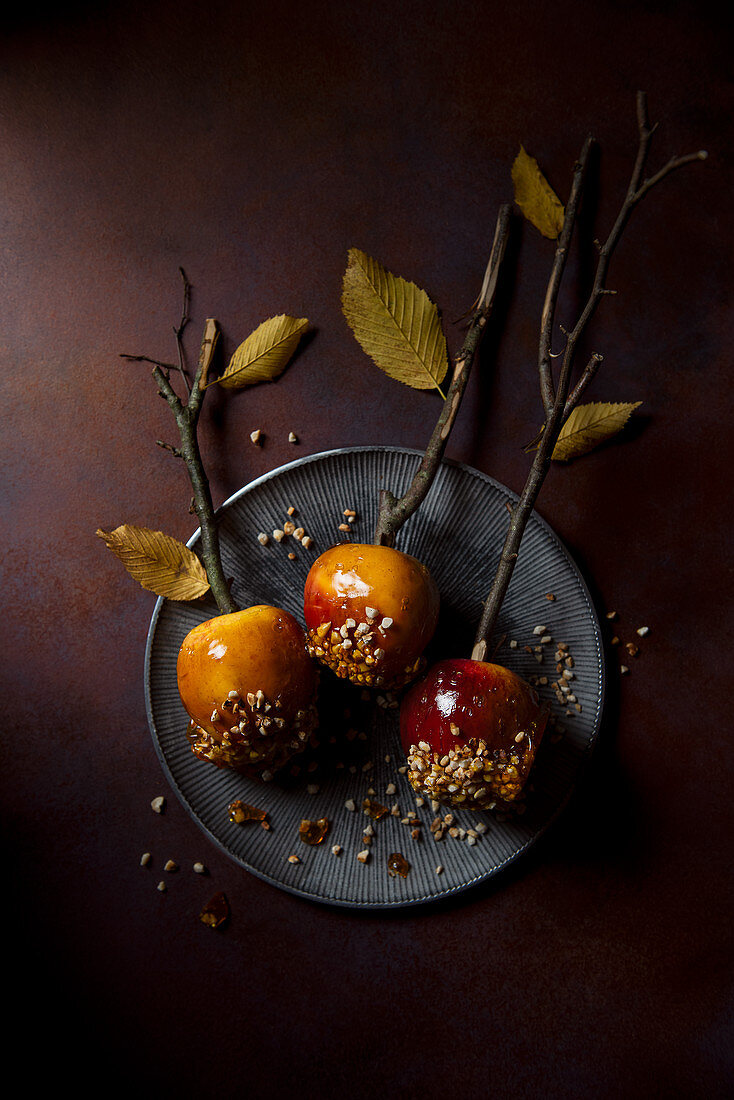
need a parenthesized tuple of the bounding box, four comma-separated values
(2, 1, 732, 1095)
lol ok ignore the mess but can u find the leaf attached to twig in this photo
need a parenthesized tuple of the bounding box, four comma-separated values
(217, 315, 309, 389)
(551, 401, 642, 461)
(512, 146, 565, 240)
(96, 524, 210, 600)
(341, 248, 449, 395)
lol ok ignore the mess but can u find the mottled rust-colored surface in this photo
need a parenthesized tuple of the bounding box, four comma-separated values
(2, 2, 732, 1096)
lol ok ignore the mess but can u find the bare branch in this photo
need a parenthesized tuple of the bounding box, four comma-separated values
(373, 203, 513, 546)
(472, 95, 705, 656)
(538, 135, 595, 417)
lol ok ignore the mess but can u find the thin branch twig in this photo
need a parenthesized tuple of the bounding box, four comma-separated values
(471, 94, 706, 659)
(123, 316, 238, 616)
(373, 203, 512, 547)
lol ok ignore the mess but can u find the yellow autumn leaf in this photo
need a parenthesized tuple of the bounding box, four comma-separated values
(217, 314, 308, 389)
(341, 248, 449, 395)
(552, 401, 642, 461)
(512, 146, 565, 240)
(97, 524, 210, 600)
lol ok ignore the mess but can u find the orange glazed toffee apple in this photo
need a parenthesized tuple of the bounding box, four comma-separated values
(303, 543, 440, 692)
(400, 658, 550, 809)
(176, 605, 319, 780)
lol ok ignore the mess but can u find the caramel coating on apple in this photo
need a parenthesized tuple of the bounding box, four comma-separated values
(399, 658, 550, 809)
(176, 605, 319, 778)
(303, 543, 440, 690)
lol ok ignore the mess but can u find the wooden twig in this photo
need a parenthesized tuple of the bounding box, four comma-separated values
(123, 316, 238, 616)
(373, 203, 512, 547)
(472, 94, 706, 659)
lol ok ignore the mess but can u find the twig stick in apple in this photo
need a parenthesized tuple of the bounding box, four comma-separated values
(472, 93, 707, 660)
(373, 202, 513, 547)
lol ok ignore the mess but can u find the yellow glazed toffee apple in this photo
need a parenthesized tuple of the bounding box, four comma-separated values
(400, 658, 550, 809)
(303, 543, 440, 691)
(177, 605, 319, 779)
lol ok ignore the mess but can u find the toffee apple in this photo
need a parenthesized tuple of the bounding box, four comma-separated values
(177, 604, 319, 779)
(400, 658, 549, 808)
(303, 543, 440, 691)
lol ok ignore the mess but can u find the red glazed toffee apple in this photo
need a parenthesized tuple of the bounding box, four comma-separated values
(303, 544, 440, 691)
(400, 659, 550, 808)
(176, 605, 319, 779)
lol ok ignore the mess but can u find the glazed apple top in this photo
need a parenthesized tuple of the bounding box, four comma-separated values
(400, 657, 549, 758)
(176, 604, 317, 736)
(303, 543, 440, 688)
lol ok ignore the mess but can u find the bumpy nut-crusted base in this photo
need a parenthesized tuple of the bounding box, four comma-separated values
(306, 617, 424, 690)
(187, 686, 319, 781)
(405, 738, 530, 809)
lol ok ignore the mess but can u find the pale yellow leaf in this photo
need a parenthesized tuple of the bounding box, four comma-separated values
(341, 248, 449, 394)
(512, 146, 565, 240)
(552, 401, 642, 461)
(217, 315, 308, 389)
(96, 524, 210, 600)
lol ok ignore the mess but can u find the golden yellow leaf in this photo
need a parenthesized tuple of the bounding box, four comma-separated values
(217, 315, 308, 389)
(512, 146, 565, 240)
(552, 401, 642, 461)
(96, 524, 210, 600)
(341, 248, 449, 395)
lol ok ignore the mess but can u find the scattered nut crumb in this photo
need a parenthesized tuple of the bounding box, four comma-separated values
(193, 862, 207, 874)
(287, 854, 301, 864)
(546, 593, 556, 601)
(301, 535, 313, 549)
(331, 845, 342, 856)
(288, 552, 296, 560)
(272, 529, 285, 542)
(288, 432, 298, 443)
(250, 429, 262, 445)
(435, 865, 444, 875)
(157, 881, 167, 893)
(257, 532, 269, 545)
(338, 523, 350, 532)
(636, 626, 650, 637)
(606, 610, 617, 620)
(140, 852, 151, 867)
(356, 849, 370, 864)
(620, 665, 630, 675)
(164, 860, 178, 872)
(151, 796, 165, 814)
(344, 799, 356, 812)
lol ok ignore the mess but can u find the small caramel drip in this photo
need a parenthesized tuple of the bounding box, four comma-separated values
(227, 799, 267, 824)
(362, 797, 389, 821)
(299, 818, 330, 845)
(199, 892, 230, 929)
(387, 853, 411, 878)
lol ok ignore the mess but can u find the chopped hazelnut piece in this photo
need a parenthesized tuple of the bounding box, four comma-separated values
(250, 429, 262, 445)
(150, 796, 165, 814)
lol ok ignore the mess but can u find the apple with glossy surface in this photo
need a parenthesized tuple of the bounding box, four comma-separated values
(303, 543, 440, 691)
(400, 658, 550, 808)
(177, 604, 319, 779)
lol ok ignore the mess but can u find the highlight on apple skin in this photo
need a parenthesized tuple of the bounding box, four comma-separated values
(176, 604, 319, 780)
(400, 658, 550, 809)
(303, 542, 440, 692)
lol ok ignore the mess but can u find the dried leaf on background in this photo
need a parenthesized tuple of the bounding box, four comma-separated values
(341, 248, 449, 394)
(512, 146, 565, 239)
(96, 523, 210, 600)
(217, 315, 309, 389)
(552, 401, 642, 461)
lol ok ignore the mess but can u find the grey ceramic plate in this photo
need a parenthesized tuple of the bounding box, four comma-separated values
(145, 447, 604, 908)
